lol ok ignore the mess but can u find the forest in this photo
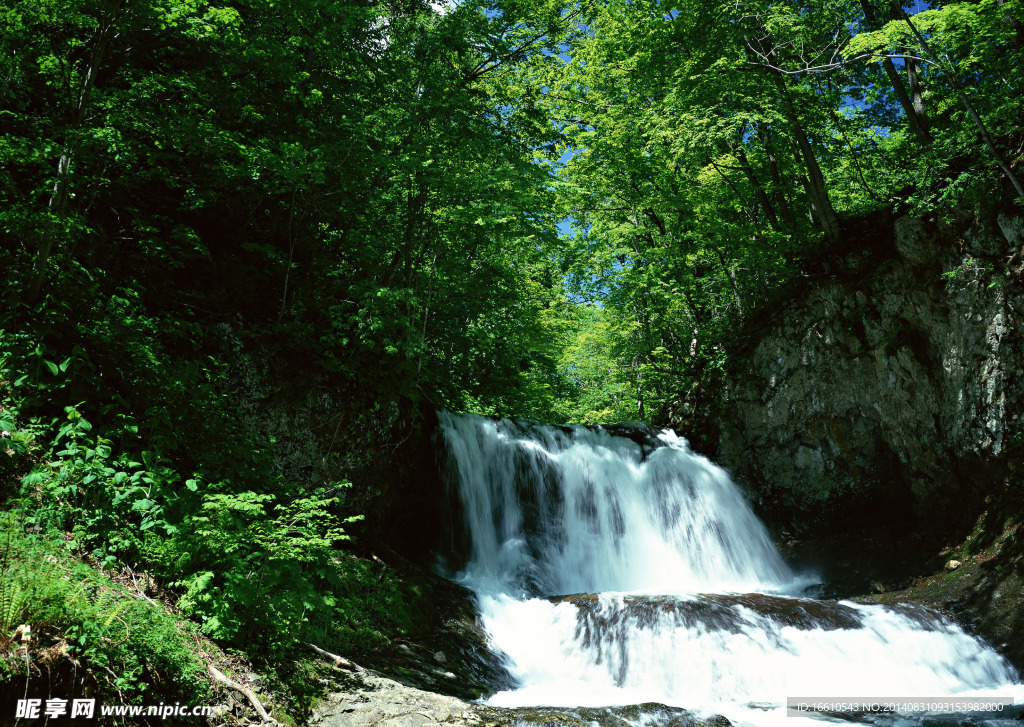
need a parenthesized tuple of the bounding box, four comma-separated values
(1, 0, 1022, 719)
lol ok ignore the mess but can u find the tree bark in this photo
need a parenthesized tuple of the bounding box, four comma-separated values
(756, 123, 798, 232)
(728, 139, 782, 231)
(898, 9, 1024, 205)
(633, 356, 645, 421)
(904, 57, 931, 139)
(716, 247, 744, 319)
(996, 0, 1024, 47)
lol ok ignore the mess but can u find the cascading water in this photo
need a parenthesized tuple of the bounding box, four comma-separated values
(438, 411, 1023, 726)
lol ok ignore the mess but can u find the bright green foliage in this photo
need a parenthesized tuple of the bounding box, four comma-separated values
(0, 0, 578, 693)
(845, 0, 1024, 207)
(0, 514, 210, 702)
(548, 304, 637, 424)
(0, 326, 419, 699)
(0, 0, 572, 413)
(169, 488, 363, 648)
(511, 0, 1024, 423)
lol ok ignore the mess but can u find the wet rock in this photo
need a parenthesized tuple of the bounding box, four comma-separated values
(312, 674, 732, 727)
(553, 592, 865, 632)
(481, 703, 732, 726)
(310, 671, 482, 727)
(354, 569, 515, 701)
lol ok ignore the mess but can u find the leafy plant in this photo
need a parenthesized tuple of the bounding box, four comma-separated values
(0, 515, 209, 702)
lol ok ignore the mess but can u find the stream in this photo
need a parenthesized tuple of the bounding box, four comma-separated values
(438, 412, 1024, 726)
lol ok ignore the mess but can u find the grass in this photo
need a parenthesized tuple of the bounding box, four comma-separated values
(0, 514, 212, 719)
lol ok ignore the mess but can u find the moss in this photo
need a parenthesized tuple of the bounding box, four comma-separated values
(0, 518, 210, 715)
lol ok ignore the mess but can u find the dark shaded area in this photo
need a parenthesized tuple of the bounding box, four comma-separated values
(359, 407, 449, 561)
(349, 550, 515, 701)
(780, 527, 950, 600)
(853, 490, 1024, 674)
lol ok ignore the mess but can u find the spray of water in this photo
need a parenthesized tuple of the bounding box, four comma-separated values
(438, 412, 1021, 725)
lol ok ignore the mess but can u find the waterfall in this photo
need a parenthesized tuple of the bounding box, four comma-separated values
(438, 412, 1022, 725)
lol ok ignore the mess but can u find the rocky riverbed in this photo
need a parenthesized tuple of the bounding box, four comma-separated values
(310, 670, 731, 727)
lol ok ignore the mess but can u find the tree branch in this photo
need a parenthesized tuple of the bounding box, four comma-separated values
(207, 663, 277, 724)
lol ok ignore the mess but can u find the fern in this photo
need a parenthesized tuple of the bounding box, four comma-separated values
(0, 579, 24, 635)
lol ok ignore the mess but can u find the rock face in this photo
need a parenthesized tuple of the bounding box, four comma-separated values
(209, 323, 446, 553)
(717, 213, 1024, 534)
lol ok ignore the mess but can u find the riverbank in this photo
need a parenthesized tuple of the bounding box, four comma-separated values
(853, 495, 1024, 672)
(309, 670, 731, 727)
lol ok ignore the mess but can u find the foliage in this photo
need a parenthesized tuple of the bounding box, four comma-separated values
(0, 514, 209, 703)
(0, 0, 573, 416)
(0, 326, 418, 705)
(1, 0, 1023, 710)
(510, 0, 1024, 423)
(1, 0, 576, 695)
(546, 304, 637, 424)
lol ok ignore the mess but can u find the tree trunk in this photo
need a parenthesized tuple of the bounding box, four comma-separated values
(26, 0, 125, 305)
(899, 9, 1024, 205)
(756, 124, 798, 232)
(729, 140, 782, 231)
(859, 0, 933, 144)
(904, 57, 932, 139)
(716, 247, 744, 320)
(633, 356, 645, 421)
(707, 159, 758, 227)
(996, 0, 1024, 47)
(774, 77, 841, 244)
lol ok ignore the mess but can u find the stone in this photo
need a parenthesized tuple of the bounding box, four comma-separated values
(893, 216, 935, 265)
(997, 213, 1024, 248)
(312, 672, 731, 727)
(715, 215, 1023, 535)
(945, 559, 962, 571)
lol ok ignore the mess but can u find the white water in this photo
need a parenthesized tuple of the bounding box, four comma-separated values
(439, 412, 1022, 725)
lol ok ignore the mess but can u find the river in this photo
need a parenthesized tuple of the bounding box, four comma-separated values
(438, 411, 1023, 726)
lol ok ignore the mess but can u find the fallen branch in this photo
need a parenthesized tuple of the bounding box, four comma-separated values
(207, 662, 277, 724)
(128, 569, 157, 605)
(307, 643, 365, 672)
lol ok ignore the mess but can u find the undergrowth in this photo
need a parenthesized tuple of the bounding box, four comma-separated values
(0, 516, 209, 707)
(1, 305, 424, 716)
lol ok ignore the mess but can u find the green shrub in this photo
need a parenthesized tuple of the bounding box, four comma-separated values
(0, 516, 209, 703)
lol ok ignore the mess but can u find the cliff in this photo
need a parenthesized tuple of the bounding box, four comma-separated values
(717, 213, 1024, 535)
